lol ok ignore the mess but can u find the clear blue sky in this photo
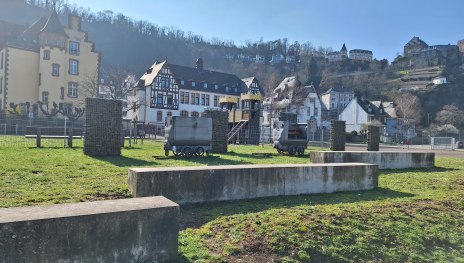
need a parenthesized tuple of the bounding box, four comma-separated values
(67, 0, 463, 61)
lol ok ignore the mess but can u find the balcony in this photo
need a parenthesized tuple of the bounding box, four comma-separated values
(240, 93, 262, 101)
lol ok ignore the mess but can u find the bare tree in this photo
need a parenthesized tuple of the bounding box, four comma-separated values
(80, 66, 133, 101)
(394, 93, 422, 125)
(394, 93, 422, 140)
(435, 105, 464, 128)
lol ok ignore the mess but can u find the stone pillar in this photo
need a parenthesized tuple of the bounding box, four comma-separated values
(204, 110, 228, 153)
(330, 120, 345, 151)
(84, 98, 123, 156)
(367, 125, 380, 151)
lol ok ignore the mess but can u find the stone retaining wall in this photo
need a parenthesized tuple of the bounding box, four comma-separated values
(0, 197, 179, 263)
(128, 163, 378, 204)
(310, 151, 435, 169)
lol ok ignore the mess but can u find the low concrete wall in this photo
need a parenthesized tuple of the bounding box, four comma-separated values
(128, 163, 378, 204)
(0, 197, 179, 263)
(310, 151, 435, 169)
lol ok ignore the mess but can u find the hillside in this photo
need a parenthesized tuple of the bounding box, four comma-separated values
(1, 0, 464, 125)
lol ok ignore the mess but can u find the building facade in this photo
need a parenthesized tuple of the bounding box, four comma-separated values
(349, 49, 373, 62)
(339, 98, 393, 133)
(0, 11, 99, 111)
(132, 58, 264, 126)
(326, 43, 348, 63)
(262, 76, 322, 127)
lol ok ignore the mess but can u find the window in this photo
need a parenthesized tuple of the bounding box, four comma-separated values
(0, 77, 2, 94)
(69, 41, 79, 55)
(191, 111, 199, 117)
(192, 81, 195, 87)
(205, 95, 210, 106)
(69, 59, 79, 75)
(43, 50, 50, 60)
(160, 77, 170, 88)
(180, 110, 188, 117)
(68, 82, 78, 98)
(190, 93, 195, 105)
(156, 94, 163, 104)
(180, 91, 189, 104)
(307, 108, 311, 116)
(60, 87, 64, 99)
(204, 83, 207, 88)
(225, 86, 229, 92)
(42, 91, 49, 103)
(201, 94, 206, 106)
(214, 84, 218, 90)
(157, 111, 163, 122)
(167, 95, 173, 105)
(1, 52, 4, 68)
(52, 63, 60, 76)
(213, 95, 218, 107)
(167, 111, 172, 117)
(314, 108, 318, 115)
(180, 80, 184, 85)
(195, 93, 200, 105)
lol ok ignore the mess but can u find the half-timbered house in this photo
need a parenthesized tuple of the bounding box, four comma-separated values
(131, 58, 264, 143)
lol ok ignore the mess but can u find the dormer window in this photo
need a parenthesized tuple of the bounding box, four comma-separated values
(225, 86, 229, 92)
(234, 87, 238, 92)
(180, 80, 184, 85)
(192, 81, 195, 87)
(215, 84, 218, 89)
(204, 83, 207, 88)
(43, 50, 50, 60)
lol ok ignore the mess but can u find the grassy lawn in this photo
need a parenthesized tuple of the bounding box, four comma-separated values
(1, 141, 463, 262)
(179, 158, 464, 262)
(0, 142, 310, 208)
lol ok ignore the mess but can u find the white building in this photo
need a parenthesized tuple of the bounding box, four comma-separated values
(263, 76, 322, 127)
(349, 49, 373, 62)
(432, 77, 446, 85)
(320, 86, 354, 111)
(270, 54, 284, 65)
(130, 58, 263, 125)
(339, 98, 393, 133)
(254, 54, 266, 64)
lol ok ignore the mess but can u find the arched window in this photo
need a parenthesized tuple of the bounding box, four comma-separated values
(157, 111, 163, 122)
(191, 111, 199, 117)
(180, 110, 189, 117)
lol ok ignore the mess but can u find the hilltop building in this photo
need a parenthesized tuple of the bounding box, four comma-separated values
(327, 43, 373, 62)
(349, 49, 373, 62)
(402, 36, 460, 66)
(0, 11, 99, 111)
(327, 43, 348, 62)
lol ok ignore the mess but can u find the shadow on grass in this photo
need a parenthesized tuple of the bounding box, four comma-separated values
(179, 187, 414, 230)
(381, 166, 460, 175)
(93, 155, 159, 167)
(225, 150, 309, 160)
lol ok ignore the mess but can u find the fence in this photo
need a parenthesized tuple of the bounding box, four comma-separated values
(0, 116, 165, 148)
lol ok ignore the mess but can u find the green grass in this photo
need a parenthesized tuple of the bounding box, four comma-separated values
(1, 141, 463, 262)
(0, 142, 311, 207)
(178, 158, 464, 262)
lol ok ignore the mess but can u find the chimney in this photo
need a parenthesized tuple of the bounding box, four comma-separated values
(196, 57, 204, 70)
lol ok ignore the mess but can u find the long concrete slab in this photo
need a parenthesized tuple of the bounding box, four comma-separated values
(310, 151, 435, 169)
(128, 163, 378, 204)
(0, 197, 179, 263)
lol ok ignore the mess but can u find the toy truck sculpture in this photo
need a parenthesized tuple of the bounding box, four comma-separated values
(164, 116, 212, 157)
(272, 121, 308, 156)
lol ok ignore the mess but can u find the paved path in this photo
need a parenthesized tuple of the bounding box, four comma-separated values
(345, 144, 464, 158)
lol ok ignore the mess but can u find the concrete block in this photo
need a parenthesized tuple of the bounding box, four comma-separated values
(0, 197, 179, 263)
(128, 163, 378, 204)
(310, 151, 435, 169)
